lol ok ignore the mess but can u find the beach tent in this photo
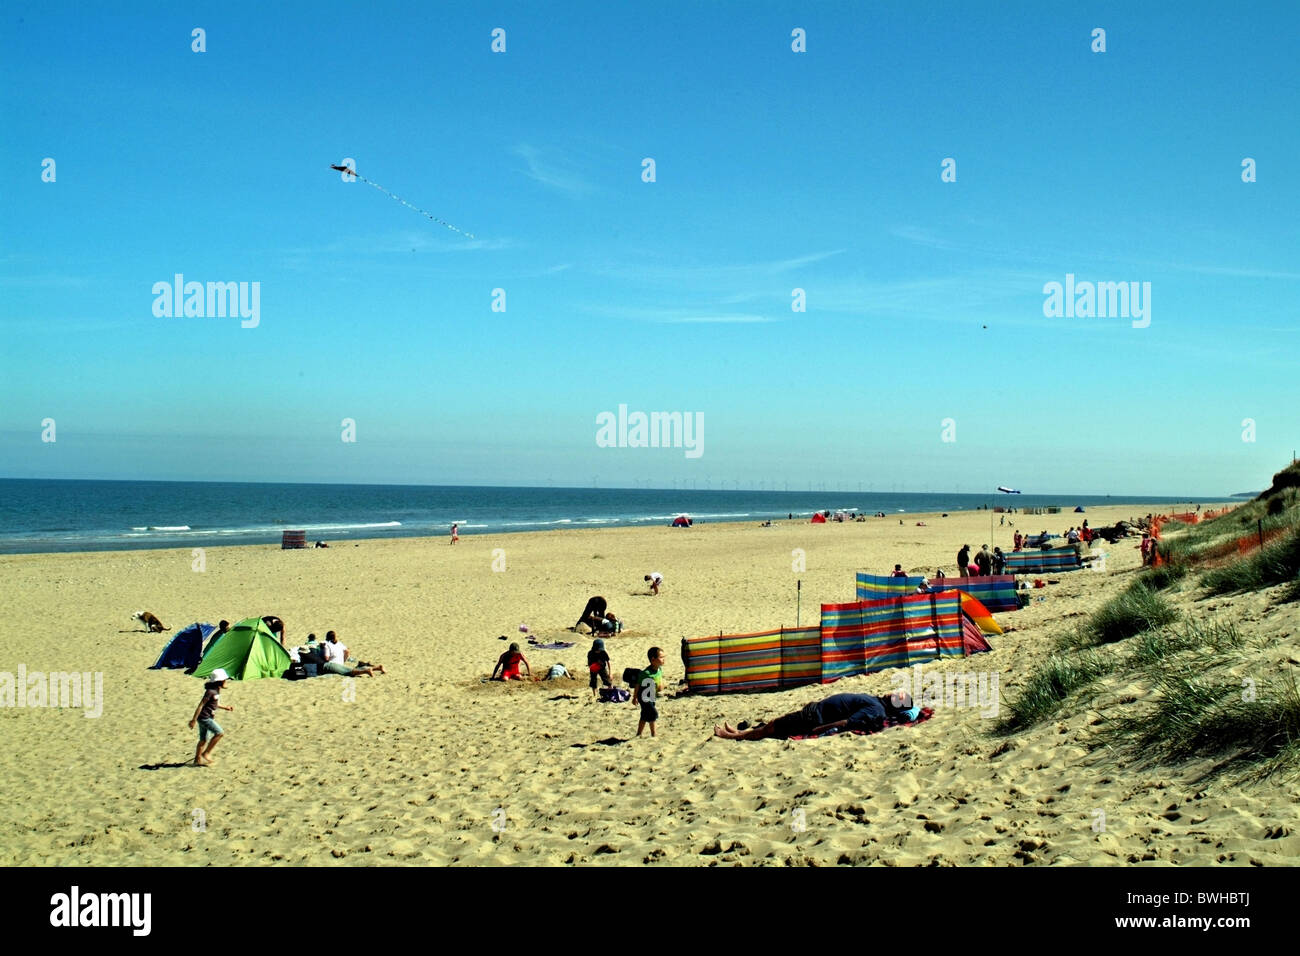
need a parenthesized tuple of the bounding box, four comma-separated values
(194, 617, 292, 680)
(671, 515, 692, 527)
(810, 512, 827, 524)
(149, 622, 217, 672)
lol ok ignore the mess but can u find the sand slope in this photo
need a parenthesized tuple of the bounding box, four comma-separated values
(2, 504, 1296, 866)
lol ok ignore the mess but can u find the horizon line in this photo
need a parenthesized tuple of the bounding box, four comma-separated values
(0, 475, 1242, 500)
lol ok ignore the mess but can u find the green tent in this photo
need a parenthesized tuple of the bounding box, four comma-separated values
(194, 617, 291, 680)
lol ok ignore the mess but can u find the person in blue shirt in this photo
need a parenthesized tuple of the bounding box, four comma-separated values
(713, 691, 919, 740)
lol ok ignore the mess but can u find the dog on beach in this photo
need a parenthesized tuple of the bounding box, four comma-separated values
(133, 611, 169, 633)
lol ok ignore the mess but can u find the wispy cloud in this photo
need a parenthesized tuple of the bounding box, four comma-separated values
(277, 231, 512, 268)
(589, 249, 845, 284)
(0, 273, 91, 288)
(592, 304, 778, 324)
(514, 144, 595, 196)
(663, 313, 776, 324)
(891, 226, 956, 250)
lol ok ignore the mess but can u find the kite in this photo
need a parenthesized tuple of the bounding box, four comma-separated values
(997, 486, 1022, 494)
(330, 164, 475, 239)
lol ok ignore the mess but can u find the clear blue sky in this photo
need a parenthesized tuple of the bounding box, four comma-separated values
(3, 1, 1296, 495)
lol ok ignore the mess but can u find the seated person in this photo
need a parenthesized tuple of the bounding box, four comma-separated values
(714, 691, 920, 740)
(492, 643, 531, 681)
(321, 630, 386, 676)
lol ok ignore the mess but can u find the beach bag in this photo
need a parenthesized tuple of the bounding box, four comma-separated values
(283, 662, 308, 681)
(599, 687, 630, 703)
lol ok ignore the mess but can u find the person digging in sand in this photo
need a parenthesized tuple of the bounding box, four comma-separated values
(189, 668, 234, 765)
(492, 643, 531, 681)
(714, 691, 919, 740)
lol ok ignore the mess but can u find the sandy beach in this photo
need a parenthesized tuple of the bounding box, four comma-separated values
(3, 502, 1297, 867)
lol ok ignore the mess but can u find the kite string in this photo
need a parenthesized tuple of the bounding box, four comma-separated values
(353, 172, 476, 239)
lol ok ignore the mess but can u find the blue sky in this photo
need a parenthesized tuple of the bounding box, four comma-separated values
(2, 1, 1296, 495)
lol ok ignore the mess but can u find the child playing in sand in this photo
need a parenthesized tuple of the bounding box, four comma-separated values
(644, 571, 663, 595)
(634, 647, 665, 737)
(492, 643, 531, 681)
(587, 638, 612, 698)
(189, 668, 234, 766)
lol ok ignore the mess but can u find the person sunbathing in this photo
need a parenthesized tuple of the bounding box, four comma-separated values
(714, 691, 919, 740)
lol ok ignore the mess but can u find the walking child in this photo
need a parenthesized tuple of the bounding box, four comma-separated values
(189, 668, 234, 766)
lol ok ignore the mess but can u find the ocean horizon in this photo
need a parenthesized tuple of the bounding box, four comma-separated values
(0, 478, 1226, 555)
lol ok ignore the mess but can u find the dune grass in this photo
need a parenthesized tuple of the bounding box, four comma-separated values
(1073, 580, 1180, 647)
(1127, 619, 1243, 671)
(1200, 528, 1300, 595)
(1108, 663, 1300, 777)
(1138, 561, 1188, 591)
(995, 651, 1112, 734)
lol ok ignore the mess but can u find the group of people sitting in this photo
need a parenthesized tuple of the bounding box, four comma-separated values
(294, 631, 387, 677)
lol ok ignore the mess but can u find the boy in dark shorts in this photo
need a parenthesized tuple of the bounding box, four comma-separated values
(635, 647, 665, 737)
(189, 668, 235, 765)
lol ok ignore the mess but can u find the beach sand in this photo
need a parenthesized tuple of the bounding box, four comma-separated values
(3, 503, 1297, 866)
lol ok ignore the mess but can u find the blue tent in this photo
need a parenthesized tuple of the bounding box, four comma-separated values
(149, 622, 219, 672)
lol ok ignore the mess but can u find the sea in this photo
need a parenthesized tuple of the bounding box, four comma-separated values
(0, 479, 1220, 556)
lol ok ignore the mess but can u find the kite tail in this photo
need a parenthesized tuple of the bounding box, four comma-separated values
(351, 173, 476, 239)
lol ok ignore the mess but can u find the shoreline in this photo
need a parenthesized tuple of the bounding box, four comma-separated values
(0, 500, 1228, 559)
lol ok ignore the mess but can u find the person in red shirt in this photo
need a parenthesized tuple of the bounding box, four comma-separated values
(492, 643, 531, 681)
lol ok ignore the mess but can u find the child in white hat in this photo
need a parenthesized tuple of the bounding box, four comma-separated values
(189, 668, 234, 766)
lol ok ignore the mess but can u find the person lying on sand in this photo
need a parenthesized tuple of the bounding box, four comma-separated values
(492, 643, 531, 681)
(322, 630, 386, 676)
(714, 691, 919, 740)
